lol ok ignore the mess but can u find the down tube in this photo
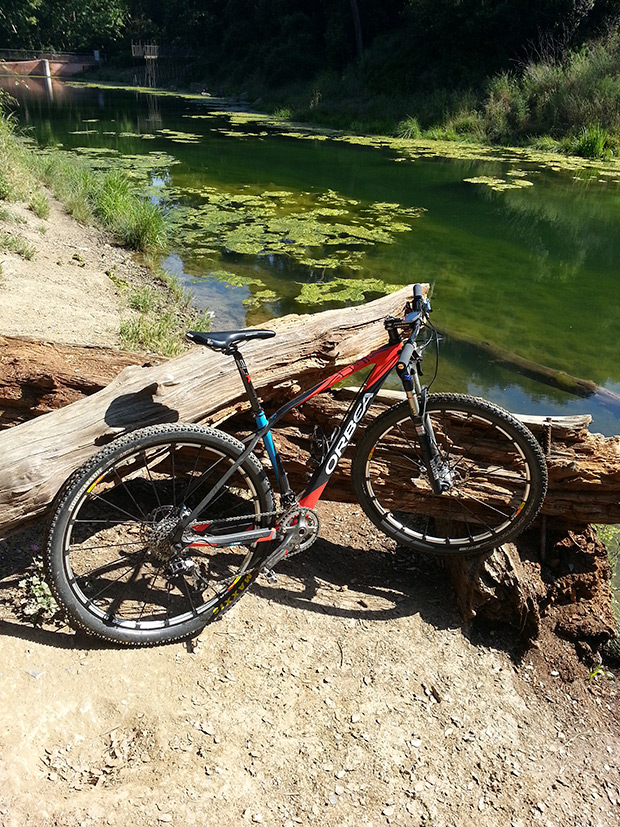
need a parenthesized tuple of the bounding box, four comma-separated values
(298, 345, 402, 509)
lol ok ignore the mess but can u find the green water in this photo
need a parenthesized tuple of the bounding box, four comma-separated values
(7, 78, 620, 436)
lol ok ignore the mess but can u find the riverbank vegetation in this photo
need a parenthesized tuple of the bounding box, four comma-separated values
(3, 1, 620, 156)
(0, 94, 209, 354)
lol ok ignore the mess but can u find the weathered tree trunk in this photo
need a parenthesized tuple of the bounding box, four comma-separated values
(236, 387, 620, 525)
(1, 294, 618, 656)
(0, 335, 160, 430)
(0, 287, 415, 538)
(349, 0, 363, 57)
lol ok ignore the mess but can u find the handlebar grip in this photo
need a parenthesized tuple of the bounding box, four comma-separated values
(413, 283, 423, 311)
(399, 341, 415, 369)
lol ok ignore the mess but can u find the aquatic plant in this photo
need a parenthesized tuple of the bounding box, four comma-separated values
(173, 184, 424, 282)
(563, 124, 617, 160)
(295, 277, 401, 305)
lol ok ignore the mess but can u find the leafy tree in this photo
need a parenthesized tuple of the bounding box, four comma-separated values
(0, 0, 44, 50)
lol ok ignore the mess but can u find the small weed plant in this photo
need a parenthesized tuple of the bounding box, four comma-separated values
(19, 558, 62, 625)
(1, 232, 35, 260)
(28, 191, 50, 219)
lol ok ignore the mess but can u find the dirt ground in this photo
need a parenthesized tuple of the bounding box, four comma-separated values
(0, 194, 619, 827)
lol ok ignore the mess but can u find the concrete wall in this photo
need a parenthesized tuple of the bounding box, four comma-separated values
(0, 59, 96, 77)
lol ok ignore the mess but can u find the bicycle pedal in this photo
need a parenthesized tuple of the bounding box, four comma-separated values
(261, 568, 277, 584)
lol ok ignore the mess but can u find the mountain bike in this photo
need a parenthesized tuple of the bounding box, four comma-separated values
(43, 285, 548, 646)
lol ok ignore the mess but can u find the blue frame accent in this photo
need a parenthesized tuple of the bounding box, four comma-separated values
(255, 411, 280, 483)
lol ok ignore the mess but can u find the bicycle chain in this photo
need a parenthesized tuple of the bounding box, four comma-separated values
(195, 508, 285, 529)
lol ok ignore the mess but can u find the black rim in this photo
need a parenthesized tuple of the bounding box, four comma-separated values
(363, 403, 537, 550)
(60, 437, 265, 632)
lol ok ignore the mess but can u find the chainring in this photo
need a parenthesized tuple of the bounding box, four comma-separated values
(281, 507, 320, 557)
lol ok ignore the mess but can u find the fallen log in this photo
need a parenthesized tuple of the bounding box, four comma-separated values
(232, 387, 620, 525)
(0, 286, 417, 538)
(0, 335, 160, 429)
(0, 297, 617, 657)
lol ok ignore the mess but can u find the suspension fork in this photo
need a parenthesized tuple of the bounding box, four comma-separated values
(396, 347, 447, 495)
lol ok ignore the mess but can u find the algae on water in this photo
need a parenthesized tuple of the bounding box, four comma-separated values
(295, 277, 401, 305)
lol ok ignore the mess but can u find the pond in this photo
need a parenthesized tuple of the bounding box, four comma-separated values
(5, 77, 620, 439)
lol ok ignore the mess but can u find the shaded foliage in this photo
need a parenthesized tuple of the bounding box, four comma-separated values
(1, 0, 620, 145)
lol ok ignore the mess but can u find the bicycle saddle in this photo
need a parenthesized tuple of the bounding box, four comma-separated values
(186, 329, 276, 350)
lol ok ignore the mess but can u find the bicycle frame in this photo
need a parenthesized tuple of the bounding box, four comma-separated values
(179, 321, 427, 547)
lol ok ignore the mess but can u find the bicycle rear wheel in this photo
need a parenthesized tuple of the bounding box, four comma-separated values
(44, 424, 274, 646)
(352, 394, 547, 556)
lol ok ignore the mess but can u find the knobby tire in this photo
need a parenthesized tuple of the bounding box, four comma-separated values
(352, 394, 547, 556)
(43, 424, 275, 646)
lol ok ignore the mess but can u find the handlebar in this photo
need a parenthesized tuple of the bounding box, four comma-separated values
(383, 284, 432, 350)
(413, 283, 424, 312)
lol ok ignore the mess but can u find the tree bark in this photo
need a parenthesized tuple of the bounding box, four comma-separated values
(0, 286, 415, 538)
(349, 0, 363, 57)
(1, 302, 618, 656)
(237, 387, 620, 526)
(0, 335, 160, 430)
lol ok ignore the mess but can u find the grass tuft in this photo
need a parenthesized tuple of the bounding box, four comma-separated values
(396, 116, 422, 139)
(562, 124, 617, 159)
(28, 191, 50, 219)
(1, 232, 35, 260)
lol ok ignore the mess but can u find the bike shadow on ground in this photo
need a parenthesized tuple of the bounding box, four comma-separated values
(0, 523, 521, 659)
(252, 536, 528, 662)
(252, 533, 463, 633)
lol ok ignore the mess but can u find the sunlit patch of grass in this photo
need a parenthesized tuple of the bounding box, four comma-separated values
(28, 191, 50, 219)
(120, 304, 212, 356)
(563, 124, 617, 160)
(120, 261, 210, 356)
(37, 156, 168, 252)
(0, 232, 35, 260)
(396, 116, 422, 139)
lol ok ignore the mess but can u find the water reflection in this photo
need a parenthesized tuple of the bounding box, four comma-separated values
(2, 79, 619, 436)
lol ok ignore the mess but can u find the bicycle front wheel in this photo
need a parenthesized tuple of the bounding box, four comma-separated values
(352, 394, 547, 556)
(44, 424, 274, 646)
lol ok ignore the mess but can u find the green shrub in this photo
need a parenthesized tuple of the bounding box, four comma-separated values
(566, 124, 617, 159)
(396, 116, 422, 139)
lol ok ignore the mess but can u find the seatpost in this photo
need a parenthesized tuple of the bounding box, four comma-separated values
(229, 346, 262, 414)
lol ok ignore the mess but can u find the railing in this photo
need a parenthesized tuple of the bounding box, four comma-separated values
(0, 49, 99, 63)
(131, 42, 159, 59)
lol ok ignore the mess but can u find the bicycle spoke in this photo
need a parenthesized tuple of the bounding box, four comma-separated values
(355, 395, 546, 555)
(47, 426, 274, 643)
